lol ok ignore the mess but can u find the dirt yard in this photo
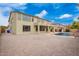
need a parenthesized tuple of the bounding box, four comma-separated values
(0, 33, 79, 56)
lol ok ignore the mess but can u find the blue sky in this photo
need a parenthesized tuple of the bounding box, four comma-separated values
(0, 3, 79, 26)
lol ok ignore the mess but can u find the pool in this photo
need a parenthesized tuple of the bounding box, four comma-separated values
(55, 32, 72, 36)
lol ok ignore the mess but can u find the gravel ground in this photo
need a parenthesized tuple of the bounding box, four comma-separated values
(0, 33, 79, 56)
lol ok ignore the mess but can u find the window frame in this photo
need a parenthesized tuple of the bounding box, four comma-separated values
(23, 25, 31, 32)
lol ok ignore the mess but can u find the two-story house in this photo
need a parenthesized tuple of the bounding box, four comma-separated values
(8, 12, 65, 34)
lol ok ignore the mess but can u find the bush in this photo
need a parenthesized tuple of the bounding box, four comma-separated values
(71, 22, 79, 29)
(0, 26, 8, 33)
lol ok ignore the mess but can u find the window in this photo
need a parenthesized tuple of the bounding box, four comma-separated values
(39, 19, 44, 23)
(40, 25, 48, 31)
(39, 26, 48, 32)
(22, 15, 31, 21)
(18, 14, 21, 20)
(23, 25, 30, 32)
(40, 26, 44, 31)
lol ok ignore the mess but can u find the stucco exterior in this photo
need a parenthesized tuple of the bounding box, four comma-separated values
(8, 12, 65, 34)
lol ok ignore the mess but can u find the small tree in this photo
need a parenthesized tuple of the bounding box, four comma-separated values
(0, 26, 8, 33)
(49, 26, 54, 32)
(71, 22, 79, 29)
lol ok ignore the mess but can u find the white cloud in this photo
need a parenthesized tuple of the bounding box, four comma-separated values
(51, 20, 55, 23)
(0, 3, 27, 26)
(76, 6, 79, 10)
(59, 14, 73, 19)
(52, 4, 61, 9)
(0, 7, 13, 14)
(76, 3, 79, 10)
(9, 3, 27, 9)
(35, 10, 48, 18)
(76, 6, 79, 11)
(0, 6, 10, 26)
(19, 6, 27, 10)
(74, 16, 79, 22)
(2, 3, 26, 7)
(0, 13, 9, 26)
(32, 4, 47, 7)
(0, 3, 27, 15)
(0, 3, 27, 11)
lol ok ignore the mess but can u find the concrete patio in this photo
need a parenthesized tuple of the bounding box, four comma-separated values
(0, 33, 79, 56)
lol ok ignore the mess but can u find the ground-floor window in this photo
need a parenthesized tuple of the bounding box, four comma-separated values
(23, 25, 30, 32)
(55, 29, 57, 32)
(65, 29, 70, 32)
(39, 25, 48, 32)
(34, 25, 54, 32)
(40, 25, 46, 31)
(59, 29, 62, 32)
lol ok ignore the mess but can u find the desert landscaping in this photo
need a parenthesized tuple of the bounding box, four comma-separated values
(0, 33, 79, 56)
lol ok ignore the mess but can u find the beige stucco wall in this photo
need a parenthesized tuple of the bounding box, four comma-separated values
(9, 12, 65, 34)
(9, 13, 17, 34)
(15, 13, 35, 34)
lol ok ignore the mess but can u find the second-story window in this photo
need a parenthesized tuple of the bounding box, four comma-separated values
(18, 14, 21, 20)
(22, 15, 31, 21)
